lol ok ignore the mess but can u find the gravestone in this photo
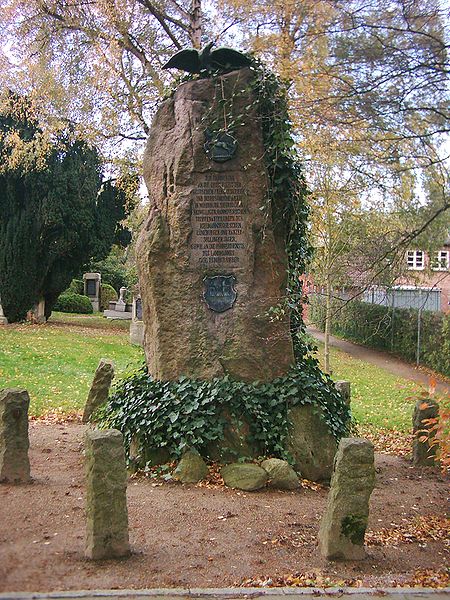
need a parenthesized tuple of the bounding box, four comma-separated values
(103, 286, 132, 320)
(412, 398, 439, 466)
(84, 429, 130, 559)
(319, 438, 375, 561)
(136, 68, 294, 381)
(83, 272, 101, 312)
(0, 389, 32, 483)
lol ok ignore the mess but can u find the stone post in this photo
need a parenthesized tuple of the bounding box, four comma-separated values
(319, 438, 375, 560)
(84, 429, 130, 560)
(412, 398, 439, 466)
(83, 272, 101, 312)
(335, 380, 351, 406)
(0, 389, 32, 483)
(82, 359, 115, 423)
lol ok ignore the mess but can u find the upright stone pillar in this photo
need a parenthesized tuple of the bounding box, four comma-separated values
(82, 359, 115, 423)
(412, 398, 439, 466)
(84, 429, 130, 560)
(136, 68, 294, 382)
(319, 438, 375, 560)
(0, 389, 31, 483)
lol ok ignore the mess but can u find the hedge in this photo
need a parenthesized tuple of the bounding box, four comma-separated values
(309, 296, 449, 377)
(53, 292, 93, 314)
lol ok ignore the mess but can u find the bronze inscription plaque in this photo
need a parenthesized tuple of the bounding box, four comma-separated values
(190, 172, 247, 268)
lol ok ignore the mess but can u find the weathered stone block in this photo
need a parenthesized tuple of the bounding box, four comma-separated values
(0, 389, 31, 483)
(412, 398, 439, 466)
(84, 429, 130, 560)
(173, 449, 208, 483)
(319, 438, 375, 561)
(82, 358, 115, 423)
(261, 458, 299, 490)
(221, 463, 268, 491)
(286, 404, 337, 482)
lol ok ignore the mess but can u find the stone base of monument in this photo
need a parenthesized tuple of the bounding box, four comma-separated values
(0, 316, 7, 325)
(104, 301, 132, 320)
(103, 310, 132, 320)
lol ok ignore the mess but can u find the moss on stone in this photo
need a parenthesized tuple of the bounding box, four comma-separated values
(341, 514, 367, 545)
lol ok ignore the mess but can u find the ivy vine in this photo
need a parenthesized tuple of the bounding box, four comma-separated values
(96, 361, 350, 466)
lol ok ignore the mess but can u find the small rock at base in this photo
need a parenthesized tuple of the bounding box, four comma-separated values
(173, 449, 208, 483)
(221, 463, 268, 491)
(261, 458, 300, 490)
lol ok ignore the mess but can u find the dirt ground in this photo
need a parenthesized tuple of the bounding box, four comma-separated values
(0, 421, 448, 593)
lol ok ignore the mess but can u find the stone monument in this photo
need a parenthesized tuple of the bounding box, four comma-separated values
(83, 272, 101, 312)
(103, 286, 132, 320)
(136, 68, 294, 381)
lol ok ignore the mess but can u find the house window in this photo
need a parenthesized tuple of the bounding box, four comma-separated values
(407, 250, 424, 270)
(431, 250, 449, 271)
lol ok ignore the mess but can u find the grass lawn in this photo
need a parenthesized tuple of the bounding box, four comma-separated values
(0, 319, 143, 416)
(49, 311, 131, 330)
(0, 316, 421, 431)
(313, 342, 419, 432)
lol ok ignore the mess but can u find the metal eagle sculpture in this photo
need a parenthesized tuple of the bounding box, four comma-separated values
(162, 41, 251, 74)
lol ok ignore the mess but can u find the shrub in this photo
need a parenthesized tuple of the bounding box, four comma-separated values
(309, 296, 450, 377)
(100, 283, 118, 311)
(53, 292, 93, 314)
(68, 279, 84, 295)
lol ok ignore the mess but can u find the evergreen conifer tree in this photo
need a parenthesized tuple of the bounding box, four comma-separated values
(0, 92, 130, 322)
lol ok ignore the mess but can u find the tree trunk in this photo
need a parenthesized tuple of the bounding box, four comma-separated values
(324, 269, 332, 375)
(190, 0, 202, 49)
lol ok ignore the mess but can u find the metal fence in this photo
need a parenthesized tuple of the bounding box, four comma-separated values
(362, 286, 441, 312)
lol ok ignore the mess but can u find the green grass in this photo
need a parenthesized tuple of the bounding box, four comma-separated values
(49, 311, 131, 330)
(313, 342, 419, 432)
(0, 317, 422, 430)
(0, 321, 143, 416)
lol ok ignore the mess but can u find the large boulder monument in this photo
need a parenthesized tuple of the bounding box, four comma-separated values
(128, 55, 350, 476)
(136, 67, 293, 382)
